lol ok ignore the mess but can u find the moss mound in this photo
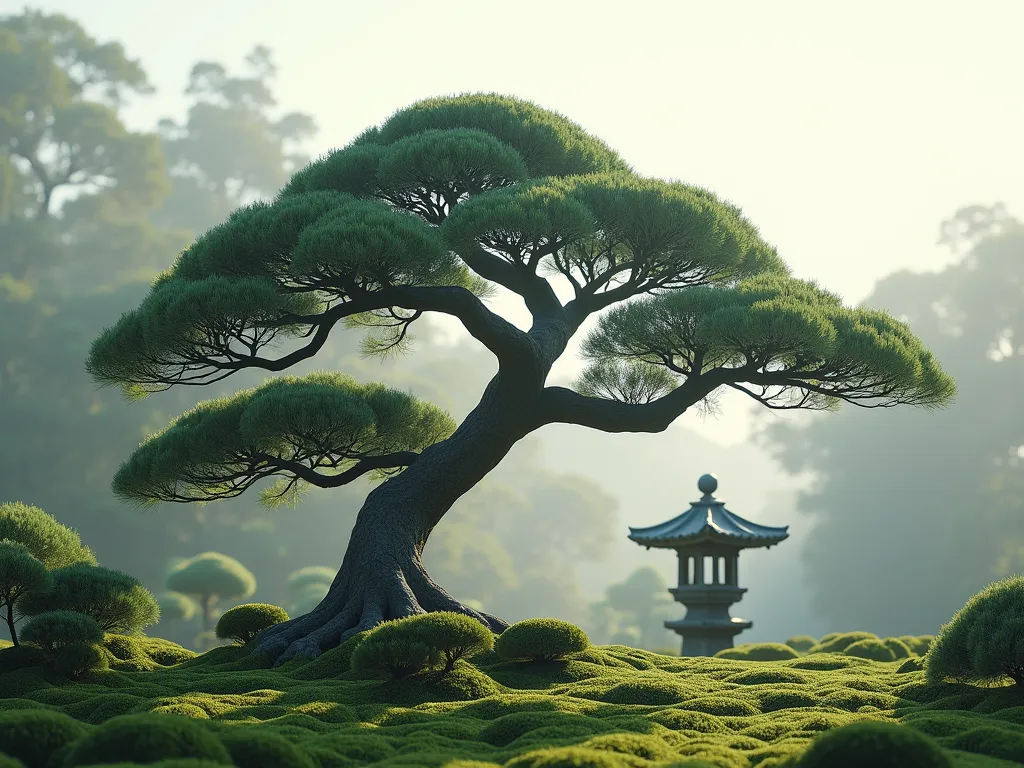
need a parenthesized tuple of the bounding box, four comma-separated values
(799, 720, 952, 767)
(219, 728, 316, 768)
(62, 713, 232, 766)
(0, 709, 87, 768)
(714, 642, 800, 661)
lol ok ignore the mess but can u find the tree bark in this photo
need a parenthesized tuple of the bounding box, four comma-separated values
(255, 373, 537, 664)
(6, 601, 17, 647)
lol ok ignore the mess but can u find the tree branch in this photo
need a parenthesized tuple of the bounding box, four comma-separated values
(256, 451, 421, 488)
(456, 243, 564, 319)
(535, 371, 727, 433)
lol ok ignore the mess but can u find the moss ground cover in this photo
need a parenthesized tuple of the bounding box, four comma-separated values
(1, 631, 1023, 767)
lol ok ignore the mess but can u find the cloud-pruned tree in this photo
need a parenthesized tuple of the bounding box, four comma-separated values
(88, 94, 954, 663)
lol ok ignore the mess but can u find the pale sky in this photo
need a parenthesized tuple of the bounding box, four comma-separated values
(8, 0, 1023, 445)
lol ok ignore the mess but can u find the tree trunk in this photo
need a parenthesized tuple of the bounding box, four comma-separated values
(201, 595, 214, 634)
(6, 601, 17, 647)
(255, 374, 536, 664)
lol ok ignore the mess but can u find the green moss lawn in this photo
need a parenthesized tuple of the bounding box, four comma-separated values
(2, 633, 1023, 767)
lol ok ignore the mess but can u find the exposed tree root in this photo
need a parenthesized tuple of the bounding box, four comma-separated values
(254, 553, 507, 665)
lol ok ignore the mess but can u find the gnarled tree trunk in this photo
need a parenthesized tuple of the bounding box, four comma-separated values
(255, 373, 539, 664)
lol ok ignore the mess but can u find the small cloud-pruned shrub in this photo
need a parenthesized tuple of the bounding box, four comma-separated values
(0, 709, 88, 768)
(52, 642, 108, 679)
(20, 563, 159, 634)
(19, 611, 102, 652)
(798, 720, 951, 767)
(926, 576, 1024, 686)
(219, 728, 316, 768)
(843, 638, 897, 662)
(881, 637, 913, 659)
(215, 603, 289, 645)
(62, 712, 232, 766)
(351, 620, 440, 679)
(784, 635, 817, 653)
(0, 541, 51, 646)
(714, 642, 799, 661)
(399, 611, 494, 672)
(494, 618, 589, 662)
(807, 631, 878, 654)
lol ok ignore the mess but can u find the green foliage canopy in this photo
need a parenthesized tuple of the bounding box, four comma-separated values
(109, 372, 456, 506)
(165, 552, 256, 603)
(926, 576, 1024, 686)
(19, 563, 159, 634)
(0, 502, 95, 569)
(20, 609, 103, 651)
(0, 540, 50, 644)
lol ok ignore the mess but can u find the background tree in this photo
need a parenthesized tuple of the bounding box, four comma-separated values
(0, 541, 51, 645)
(165, 552, 257, 633)
(89, 94, 954, 663)
(0, 503, 94, 570)
(588, 567, 676, 650)
(760, 205, 1023, 635)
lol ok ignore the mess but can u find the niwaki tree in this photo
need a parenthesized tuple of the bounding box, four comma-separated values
(87, 94, 955, 663)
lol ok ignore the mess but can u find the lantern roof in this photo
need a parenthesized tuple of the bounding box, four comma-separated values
(629, 474, 789, 549)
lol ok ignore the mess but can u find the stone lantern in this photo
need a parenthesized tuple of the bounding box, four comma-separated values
(628, 473, 788, 656)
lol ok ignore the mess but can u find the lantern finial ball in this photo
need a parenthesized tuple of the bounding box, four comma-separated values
(698, 473, 718, 496)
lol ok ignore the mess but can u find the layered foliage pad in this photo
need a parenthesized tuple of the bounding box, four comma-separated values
(82, 94, 953, 507)
(1, 633, 1023, 767)
(19, 563, 159, 634)
(111, 372, 456, 505)
(927, 576, 1024, 687)
(577, 274, 955, 408)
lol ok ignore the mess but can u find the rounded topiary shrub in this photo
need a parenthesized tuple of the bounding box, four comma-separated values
(351, 620, 441, 679)
(53, 642, 108, 679)
(494, 618, 589, 662)
(401, 611, 494, 671)
(220, 728, 316, 768)
(19, 611, 103, 652)
(0, 708, 88, 768)
(844, 638, 897, 662)
(926, 576, 1024, 686)
(799, 720, 951, 768)
(784, 635, 817, 653)
(215, 603, 289, 644)
(62, 712, 231, 766)
(19, 563, 159, 634)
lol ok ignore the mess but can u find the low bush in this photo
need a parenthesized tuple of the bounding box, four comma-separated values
(19, 563, 159, 634)
(52, 643, 107, 679)
(215, 603, 289, 644)
(61, 712, 232, 766)
(902, 635, 935, 656)
(19, 611, 103, 651)
(843, 638, 897, 662)
(402, 611, 494, 671)
(784, 635, 816, 652)
(946, 725, 1024, 761)
(898, 656, 925, 673)
(926, 576, 1024, 686)
(350, 620, 440, 679)
(494, 619, 589, 662)
(0, 709, 88, 768)
(799, 720, 951, 767)
(714, 642, 799, 661)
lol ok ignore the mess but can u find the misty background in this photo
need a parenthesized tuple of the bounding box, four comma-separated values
(1, 1, 1022, 650)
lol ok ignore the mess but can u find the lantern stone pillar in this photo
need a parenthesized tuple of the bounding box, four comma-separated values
(628, 473, 789, 657)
